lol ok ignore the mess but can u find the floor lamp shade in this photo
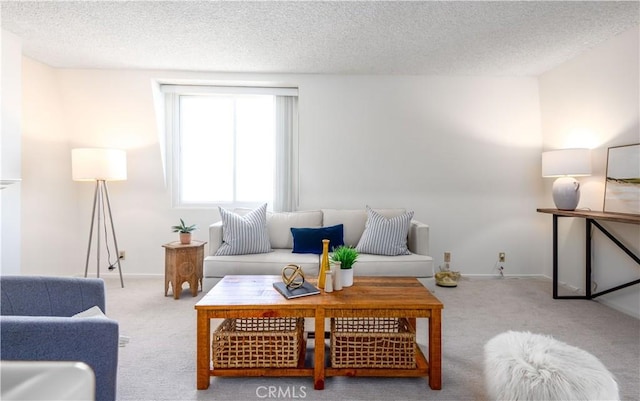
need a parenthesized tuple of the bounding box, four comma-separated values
(542, 149, 592, 211)
(72, 148, 127, 181)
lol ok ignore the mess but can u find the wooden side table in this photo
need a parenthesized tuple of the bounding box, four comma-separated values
(162, 240, 206, 300)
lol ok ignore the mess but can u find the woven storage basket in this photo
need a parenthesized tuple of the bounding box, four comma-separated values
(330, 317, 416, 369)
(212, 317, 304, 368)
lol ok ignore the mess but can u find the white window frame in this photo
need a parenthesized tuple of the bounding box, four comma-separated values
(162, 84, 299, 211)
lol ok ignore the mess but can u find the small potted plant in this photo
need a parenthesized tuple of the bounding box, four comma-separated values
(330, 245, 359, 287)
(172, 219, 197, 244)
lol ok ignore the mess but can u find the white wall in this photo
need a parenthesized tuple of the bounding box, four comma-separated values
(1, 29, 22, 275)
(296, 75, 544, 276)
(539, 26, 640, 318)
(20, 67, 545, 280)
(21, 58, 79, 276)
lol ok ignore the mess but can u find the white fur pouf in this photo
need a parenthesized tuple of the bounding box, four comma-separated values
(484, 331, 619, 401)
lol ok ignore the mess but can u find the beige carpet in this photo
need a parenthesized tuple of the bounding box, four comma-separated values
(104, 276, 639, 401)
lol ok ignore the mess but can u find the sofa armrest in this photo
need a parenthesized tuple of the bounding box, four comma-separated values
(0, 316, 119, 401)
(209, 221, 223, 256)
(408, 219, 429, 256)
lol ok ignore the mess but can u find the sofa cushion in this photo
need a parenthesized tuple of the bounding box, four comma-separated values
(291, 224, 344, 254)
(356, 206, 413, 256)
(268, 210, 323, 249)
(322, 208, 407, 247)
(216, 203, 272, 256)
(355, 253, 431, 276)
(321, 209, 366, 247)
(205, 249, 320, 277)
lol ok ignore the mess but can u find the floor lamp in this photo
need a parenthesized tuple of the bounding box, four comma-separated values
(72, 148, 126, 287)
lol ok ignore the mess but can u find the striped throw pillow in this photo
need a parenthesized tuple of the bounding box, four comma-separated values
(356, 206, 413, 256)
(215, 203, 272, 256)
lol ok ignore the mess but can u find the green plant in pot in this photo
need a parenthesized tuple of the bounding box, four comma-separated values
(330, 245, 358, 287)
(172, 219, 197, 244)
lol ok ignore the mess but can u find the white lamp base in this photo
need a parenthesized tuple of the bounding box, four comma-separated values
(552, 177, 581, 211)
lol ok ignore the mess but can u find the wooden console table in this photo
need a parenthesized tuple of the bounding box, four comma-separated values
(195, 275, 443, 392)
(537, 209, 640, 299)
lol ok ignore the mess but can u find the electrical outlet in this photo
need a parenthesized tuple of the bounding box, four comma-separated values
(119, 251, 126, 260)
(499, 252, 505, 263)
(444, 252, 451, 263)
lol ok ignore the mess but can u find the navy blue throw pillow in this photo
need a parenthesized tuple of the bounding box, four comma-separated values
(291, 224, 345, 254)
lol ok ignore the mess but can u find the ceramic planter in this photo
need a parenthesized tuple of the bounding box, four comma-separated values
(340, 268, 353, 287)
(179, 232, 192, 244)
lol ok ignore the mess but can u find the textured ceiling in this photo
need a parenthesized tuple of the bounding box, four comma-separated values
(1, 1, 638, 76)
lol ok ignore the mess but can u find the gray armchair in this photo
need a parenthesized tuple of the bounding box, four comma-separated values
(0, 276, 119, 401)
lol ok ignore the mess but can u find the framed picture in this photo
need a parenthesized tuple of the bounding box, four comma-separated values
(603, 143, 640, 215)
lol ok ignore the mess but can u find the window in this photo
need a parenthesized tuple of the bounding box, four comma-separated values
(162, 85, 298, 211)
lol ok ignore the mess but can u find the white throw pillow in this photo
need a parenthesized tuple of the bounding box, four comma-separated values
(72, 306, 108, 319)
(356, 206, 413, 256)
(216, 203, 272, 256)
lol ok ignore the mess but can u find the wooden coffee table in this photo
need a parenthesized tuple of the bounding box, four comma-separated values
(195, 275, 443, 391)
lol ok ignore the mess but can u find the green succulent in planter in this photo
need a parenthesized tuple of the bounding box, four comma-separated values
(171, 219, 197, 233)
(330, 245, 359, 270)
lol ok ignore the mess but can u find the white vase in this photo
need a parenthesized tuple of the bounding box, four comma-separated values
(552, 176, 580, 210)
(324, 270, 333, 292)
(340, 268, 353, 287)
(331, 261, 342, 291)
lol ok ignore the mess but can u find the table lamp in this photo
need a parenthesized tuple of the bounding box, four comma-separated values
(542, 148, 591, 211)
(72, 148, 126, 287)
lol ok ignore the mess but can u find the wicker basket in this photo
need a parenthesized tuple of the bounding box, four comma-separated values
(330, 317, 416, 369)
(212, 317, 305, 368)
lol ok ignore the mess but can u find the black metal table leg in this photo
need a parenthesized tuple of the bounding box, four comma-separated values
(586, 218, 592, 299)
(552, 214, 559, 299)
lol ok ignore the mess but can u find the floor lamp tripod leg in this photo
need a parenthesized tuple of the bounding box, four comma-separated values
(96, 182, 102, 279)
(103, 182, 124, 288)
(84, 181, 99, 278)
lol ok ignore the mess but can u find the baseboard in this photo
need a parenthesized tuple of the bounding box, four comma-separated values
(596, 298, 640, 320)
(539, 274, 640, 319)
(460, 274, 548, 280)
(73, 273, 165, 279)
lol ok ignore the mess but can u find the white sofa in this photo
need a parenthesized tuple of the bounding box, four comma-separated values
(204, 208, 433, 278)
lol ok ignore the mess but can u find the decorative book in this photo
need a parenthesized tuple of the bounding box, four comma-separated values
(273, 281, 320, 299)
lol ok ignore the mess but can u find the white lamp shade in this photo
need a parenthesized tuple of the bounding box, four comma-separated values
(72, 148, 127, 181)
(541, 149, 592, 177)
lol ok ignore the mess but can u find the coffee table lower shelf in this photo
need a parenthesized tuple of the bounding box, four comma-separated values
(207, 332, 430, 380)
(326, 346, 430, 377)
(208, 367, 315, 377)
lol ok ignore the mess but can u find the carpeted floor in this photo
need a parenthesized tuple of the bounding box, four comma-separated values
(104, 276, 639, 401)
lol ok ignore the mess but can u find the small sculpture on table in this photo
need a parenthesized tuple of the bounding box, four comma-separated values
(281, 264, 305, 290)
